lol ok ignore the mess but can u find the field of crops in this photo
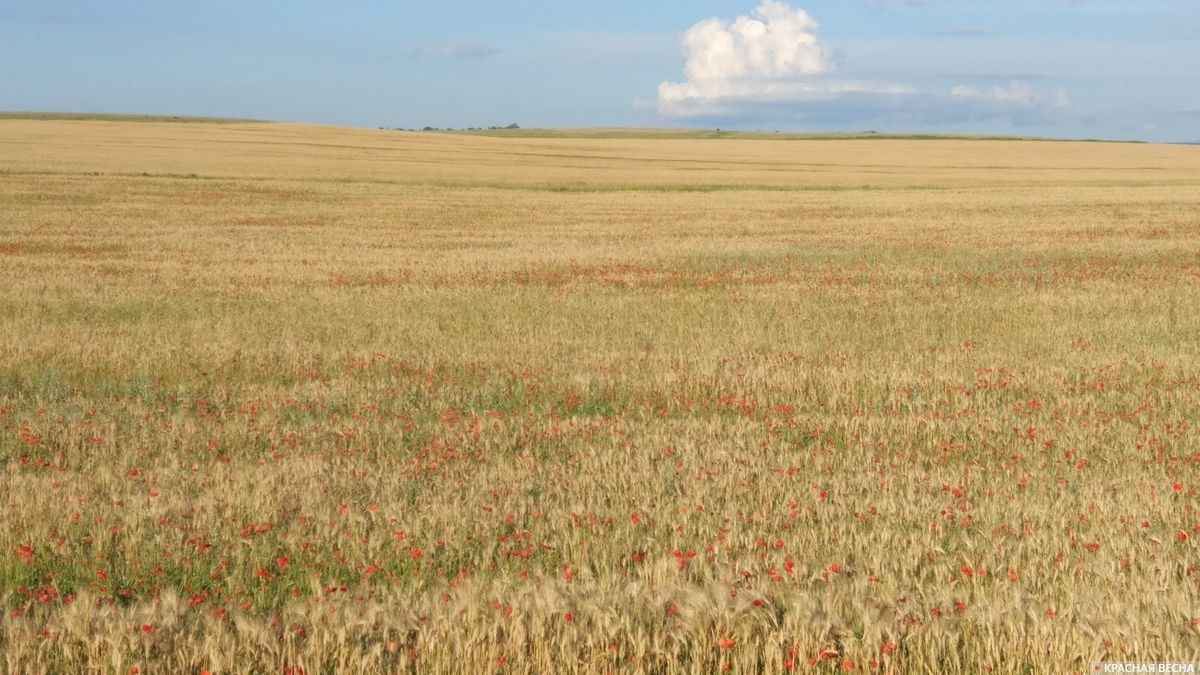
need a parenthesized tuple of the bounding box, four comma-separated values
(1, 119, 1199, 673)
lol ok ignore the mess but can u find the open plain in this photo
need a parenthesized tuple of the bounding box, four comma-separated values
(1, 119, 1199, 673)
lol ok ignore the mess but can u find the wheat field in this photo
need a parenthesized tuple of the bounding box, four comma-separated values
(1, 119, 1199, 673)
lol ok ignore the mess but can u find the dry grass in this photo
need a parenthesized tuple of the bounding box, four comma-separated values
(1, 119, 1199, 674)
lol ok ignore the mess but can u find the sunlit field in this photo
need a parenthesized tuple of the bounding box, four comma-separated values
(1, 118, 1199, 673)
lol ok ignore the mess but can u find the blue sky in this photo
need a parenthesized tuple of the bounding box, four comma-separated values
(1, 1, 1197, 141)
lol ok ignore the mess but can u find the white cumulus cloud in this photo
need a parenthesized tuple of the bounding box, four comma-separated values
(657, 2, 1072, 126)
(680, 1, 829, 82)
(658, 1, 904, 118)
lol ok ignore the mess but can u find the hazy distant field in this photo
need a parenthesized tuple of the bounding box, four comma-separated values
(1, 119, 1198, 673)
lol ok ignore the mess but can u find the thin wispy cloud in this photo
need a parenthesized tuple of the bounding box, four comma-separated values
(929, 28, 993, 37)
(951, 81, 1070, 109)
(865, 0, 927, 9)
(406, 43, 503, 60)
(0, 8, 87, 25)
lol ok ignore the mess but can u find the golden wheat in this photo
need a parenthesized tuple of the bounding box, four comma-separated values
(1, 119, 1198, 673)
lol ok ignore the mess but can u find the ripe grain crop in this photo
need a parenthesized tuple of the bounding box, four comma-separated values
(1, 119, 1199, 673)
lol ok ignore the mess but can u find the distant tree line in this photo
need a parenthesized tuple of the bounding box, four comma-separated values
(380, 123, 520, 132)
